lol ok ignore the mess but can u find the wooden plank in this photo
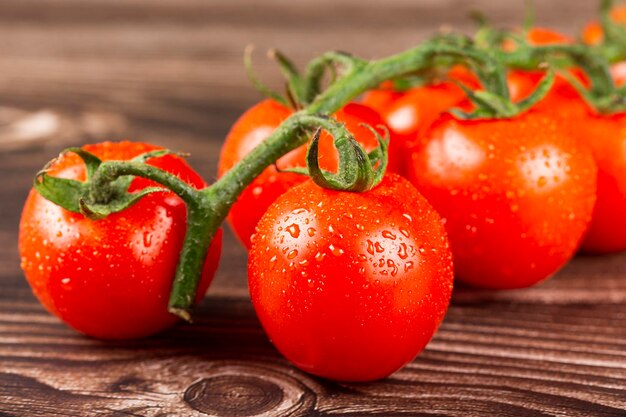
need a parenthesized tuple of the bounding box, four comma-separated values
(1, 0, 625, 415)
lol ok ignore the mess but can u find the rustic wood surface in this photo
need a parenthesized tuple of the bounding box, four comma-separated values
(1, 0, 625, 416)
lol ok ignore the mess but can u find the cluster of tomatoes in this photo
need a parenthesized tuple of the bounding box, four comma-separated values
(17, 4, 626, 382)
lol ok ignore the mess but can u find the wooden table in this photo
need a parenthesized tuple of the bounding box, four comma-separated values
(1, 1, 625, 415)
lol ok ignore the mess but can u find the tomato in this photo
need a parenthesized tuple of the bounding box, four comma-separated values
(360, 80, 406, 114)
(248, 173, 453, 381)
(506, 27, 626, 254)
(218, 99, 400, 249)
(407, 110, 597, 289)
(362, 67, 479, 175)
(506, 28, 586, 104)
(19, 141, 223, 339)
(582, 4, 626, 46)
(540, 99, 626, 253)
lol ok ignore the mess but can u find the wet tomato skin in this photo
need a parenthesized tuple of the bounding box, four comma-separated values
(218, 99, 400, 249)
(567, 109, 626, 253)
(19, 141, 222, 339)
(408, 111, 597, 289)
(510, 70, 626, 254)
(248, 174, 454, 381)
(360, 80, 406, 115)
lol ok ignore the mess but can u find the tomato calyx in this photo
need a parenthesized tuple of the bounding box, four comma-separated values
(306, 123, 388, 192)
(34, 146, 222, 322)
(245, 45, 368, 109)
(34, 148, 173, 219)
(425, 34, 554, 120)
(590, 0, 626, 63)
(470, 13, 626, 115)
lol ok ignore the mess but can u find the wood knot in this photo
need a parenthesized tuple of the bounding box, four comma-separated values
(185, 375, 281, 416)
(183, 363, 316, 416)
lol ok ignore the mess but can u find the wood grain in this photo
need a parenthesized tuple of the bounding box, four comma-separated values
(0, 0, 625, 415)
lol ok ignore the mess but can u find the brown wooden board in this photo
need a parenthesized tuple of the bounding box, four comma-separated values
(0, 0, 624, 415)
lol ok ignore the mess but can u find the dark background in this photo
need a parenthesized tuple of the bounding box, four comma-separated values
(1, 1, 625, 416)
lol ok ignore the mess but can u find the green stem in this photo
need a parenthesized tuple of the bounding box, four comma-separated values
(90, 161, 200, 205)
(168, 198, 219, 321)
(87, 161, 218, 321)
(74, 38, 516, 320)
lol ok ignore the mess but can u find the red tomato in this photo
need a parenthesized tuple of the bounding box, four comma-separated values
(506, 27, 586, 105)
(218, 99, 400, 249)
(539, 98, 626, 253)
(360, 80, 406, 114)
(363, 67, 479, 175)
(582, 4, 626, 45)
(407, 111, 597, 289)
(507, 27, 626, 254)
(610, 61, 626, 86)
(248, 173, 454, 381)
(19, 141, 222, 339)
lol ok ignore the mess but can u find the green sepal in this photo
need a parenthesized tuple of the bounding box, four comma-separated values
(269, 49, 307, 106)
(32, 147, 104, 213)
(516, 69, 555, 112)
(32, 148, 177, 219)
(451, 69, 554, 120)
(63, 147, 103, 179)
(596, 0, 626, 63)
(244, 45, 290, 107)
(363, 124, 389, 186)
(33, 172, 85, 213)
(79, 186, 168, 220)
(306, 128, 375, 192)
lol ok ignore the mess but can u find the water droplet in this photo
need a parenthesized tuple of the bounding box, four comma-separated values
(402, 213, 413, 222)
(358, 254, 367, 262)
(252, 186, 263, 197)
(399, 228, 410, 238)
(61, 277, 71, 285)
(366, 240, 375, 255)
(287, 249, 298, 259)
(404, 261, 414, 272)
(387, 259, 399, 276)
(269, 255, 277, 263)
(355, 223, 365, 231)
(329, 244, 344, 256)
(537, 176, 548, 187)
(328, 224, 335, 233)
(382, 230, 397, 240)
(298, 259, 309, 266)
(374, 242, 384, 253)
(286, 224, 300, 238)
(397, 243, 408, 259)
(307, 227, 316, 237)
(315, 252, 326, 262)
(56, 231, 63, 238)
(143, 232, 152, 247)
